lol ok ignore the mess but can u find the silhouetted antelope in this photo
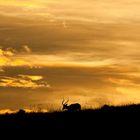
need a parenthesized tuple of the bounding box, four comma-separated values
(62, 99, 81, 111)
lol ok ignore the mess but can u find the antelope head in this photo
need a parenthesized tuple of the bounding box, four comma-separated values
(62, 98, 69, 110)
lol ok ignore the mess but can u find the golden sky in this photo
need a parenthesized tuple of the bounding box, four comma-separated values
(0, 0, 140, 112)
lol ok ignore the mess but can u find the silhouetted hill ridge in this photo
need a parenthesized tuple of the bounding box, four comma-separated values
(0, 104, 140, 137)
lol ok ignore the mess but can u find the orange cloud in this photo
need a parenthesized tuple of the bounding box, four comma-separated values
(23, 45, 32, 53)
(19, 75, 43, 81)
(0, 75, 50, 89)
(0, 48, 115, 68)
(0, 48, 31, 67)
(108, 78, 135, 86)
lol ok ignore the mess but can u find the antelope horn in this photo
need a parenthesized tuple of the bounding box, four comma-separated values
(65, 98, 69, 104)
(62, 98, 65, 105)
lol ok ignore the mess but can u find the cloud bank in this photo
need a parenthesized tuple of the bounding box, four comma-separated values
(0, 0, 140, 110)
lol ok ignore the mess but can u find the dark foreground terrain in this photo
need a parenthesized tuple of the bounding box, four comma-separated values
(0, 104, 140, 138)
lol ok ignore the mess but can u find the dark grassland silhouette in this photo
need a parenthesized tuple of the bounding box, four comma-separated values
(0, 104, 140, 138)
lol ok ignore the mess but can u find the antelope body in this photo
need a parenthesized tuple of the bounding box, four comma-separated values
(62, 99, 81, 111)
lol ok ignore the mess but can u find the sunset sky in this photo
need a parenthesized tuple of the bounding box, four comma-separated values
(0, 0, 140, 112)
